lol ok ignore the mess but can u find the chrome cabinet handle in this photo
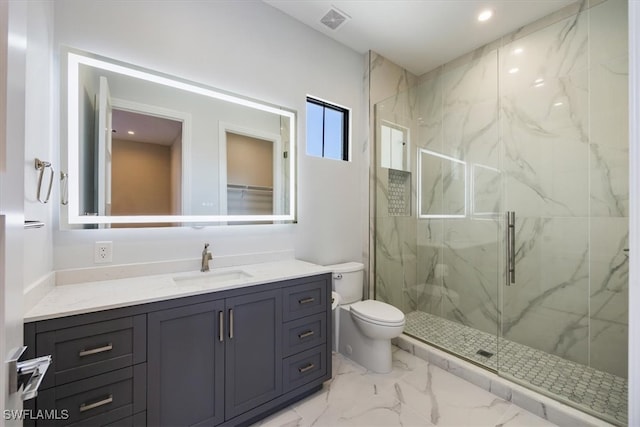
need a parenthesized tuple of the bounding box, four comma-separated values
(229, 309, 234, 339)
(79, 343, 113, 357)
(506, 211, 516, 286)
(218, 311, 224, 342)
(298, 330, 315, 339)
(298, 363, 315, 373)
(80, 394, 113, 412)
(298, 297, 315, 305)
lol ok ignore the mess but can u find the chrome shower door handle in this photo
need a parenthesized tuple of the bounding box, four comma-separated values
(506, 211, 516, 285)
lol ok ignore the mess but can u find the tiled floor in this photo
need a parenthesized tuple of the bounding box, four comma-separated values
(253, 349, 557, 427)
(404, 311, 628, 425)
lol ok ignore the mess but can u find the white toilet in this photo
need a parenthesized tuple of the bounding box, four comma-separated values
(327, 262, 405, 373)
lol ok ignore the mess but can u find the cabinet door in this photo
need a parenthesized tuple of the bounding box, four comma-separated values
(148, 300, 225, 427)
(225, 289, 282, 419)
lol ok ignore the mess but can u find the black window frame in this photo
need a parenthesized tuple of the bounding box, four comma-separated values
(306, 96, 350, 161)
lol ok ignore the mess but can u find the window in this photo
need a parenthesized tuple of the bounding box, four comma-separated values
(306, 97, 349, 161)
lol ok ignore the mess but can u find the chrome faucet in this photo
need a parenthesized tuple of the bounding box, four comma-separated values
(201, 243, 213, 272)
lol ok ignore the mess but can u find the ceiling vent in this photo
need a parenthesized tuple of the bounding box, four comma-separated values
(320, 7, 350, 31)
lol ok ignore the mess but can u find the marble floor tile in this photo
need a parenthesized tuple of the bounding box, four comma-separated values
(252, 349, 556, 427)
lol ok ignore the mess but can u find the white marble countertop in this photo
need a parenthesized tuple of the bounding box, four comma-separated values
(24, 259, 332, 323)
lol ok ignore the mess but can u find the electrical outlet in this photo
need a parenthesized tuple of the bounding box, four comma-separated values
(94, 241, 113, 263)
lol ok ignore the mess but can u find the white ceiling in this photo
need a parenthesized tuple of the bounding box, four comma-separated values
(263, 0, 576, 75)
(112, 109, 182, 146)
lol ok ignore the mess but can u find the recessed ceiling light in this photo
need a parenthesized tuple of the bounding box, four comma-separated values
(513, 47, 524, 55)
(127, 130, 135, 135)
(478, 9, 493, 22)
(508, 68, 519, 74)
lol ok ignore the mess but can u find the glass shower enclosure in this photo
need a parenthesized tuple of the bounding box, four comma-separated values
(373, 0, 628, 425)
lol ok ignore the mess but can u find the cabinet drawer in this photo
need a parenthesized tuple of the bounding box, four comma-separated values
(37, 315, 146, 388)
(37, 364, 146, 427)
(283, 280, 327, 321)
(283, 345, 328, 392)
(282, 313, 327, 357)
(103, 411, 146, 427)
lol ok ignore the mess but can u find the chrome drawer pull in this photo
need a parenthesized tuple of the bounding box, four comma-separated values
(229, 309, 234, 339)
(298, 330, 315, 339)
(79, 394, 113, 412)
(298, 297, 315, 305)
(218, 311, 224, 342)
(79, 343, 113, 357)
(298, 363, 315, 373)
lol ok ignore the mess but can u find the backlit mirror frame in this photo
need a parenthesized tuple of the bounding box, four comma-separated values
(65, 49, 296, 225)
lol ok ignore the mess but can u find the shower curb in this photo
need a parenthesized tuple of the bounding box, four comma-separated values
(393, 334, 616, 427)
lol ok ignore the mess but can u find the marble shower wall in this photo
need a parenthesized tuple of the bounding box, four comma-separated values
(370, 52, 418, 312)
(373, 0, 628, 378)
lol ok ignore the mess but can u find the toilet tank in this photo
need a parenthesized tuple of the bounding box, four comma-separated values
(326, 262, 364, 304)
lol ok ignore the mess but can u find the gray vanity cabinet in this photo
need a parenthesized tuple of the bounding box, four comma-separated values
(147, 300, 225, 427)
(23, 273, 332, 427)
(224, 290, 282, 419)
(147, 289, 283, 426)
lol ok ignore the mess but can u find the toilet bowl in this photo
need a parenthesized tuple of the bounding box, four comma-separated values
(327, 262, 405, 373)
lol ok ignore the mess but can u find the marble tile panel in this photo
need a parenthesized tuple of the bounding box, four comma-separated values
(441, 100, 499, 166)
(500, 11, 588, 96)
(440, 218, 500, 336)
(375, 216, 417, 312)
(589, 0, 628, 66)
(417, 151, 443, 216)
(442, 50, 499, 109)
(415, 219, 443, 305)
(503, 217, 589, 321)
(589, 319, 627, 378)
(472, 163, 502, 216)
(589, 217, 628, 324)
(503, 306, 589, 366)
(589, 57, 629, 217)
(415, 76, 442, 151)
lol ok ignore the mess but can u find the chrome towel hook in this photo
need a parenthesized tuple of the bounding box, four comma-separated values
(34, 158, 54, 204)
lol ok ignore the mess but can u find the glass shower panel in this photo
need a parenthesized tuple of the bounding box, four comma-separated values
(376, 49, 502, 369)
(498, 1, 628, 424)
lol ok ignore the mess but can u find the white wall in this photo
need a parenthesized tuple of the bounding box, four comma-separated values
(52, 1, 365, 270)
(24, 1, 54, 289)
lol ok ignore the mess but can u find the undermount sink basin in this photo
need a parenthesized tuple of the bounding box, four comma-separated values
(174, 270, 253, 286)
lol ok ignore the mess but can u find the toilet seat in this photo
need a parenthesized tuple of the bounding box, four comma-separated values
(350, 300, 405, 327)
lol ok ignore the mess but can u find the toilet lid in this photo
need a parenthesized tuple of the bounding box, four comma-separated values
(350, 300, 405, 325)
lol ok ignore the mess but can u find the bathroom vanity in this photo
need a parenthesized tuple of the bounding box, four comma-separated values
(22, 261, 332, 427)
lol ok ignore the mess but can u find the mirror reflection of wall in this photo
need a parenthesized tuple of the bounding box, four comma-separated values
(110, 110, 183, 227)
(226, 132, 274, 216)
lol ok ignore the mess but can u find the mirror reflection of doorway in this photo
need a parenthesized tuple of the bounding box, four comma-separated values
(226, 132, 274, 216)
(110, 109, 183, 227)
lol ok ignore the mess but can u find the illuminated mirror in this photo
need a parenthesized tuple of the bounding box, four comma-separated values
(64, 50, 296, 226)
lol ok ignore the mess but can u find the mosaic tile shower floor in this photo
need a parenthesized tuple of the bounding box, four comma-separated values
(404, 311, 628, 425)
